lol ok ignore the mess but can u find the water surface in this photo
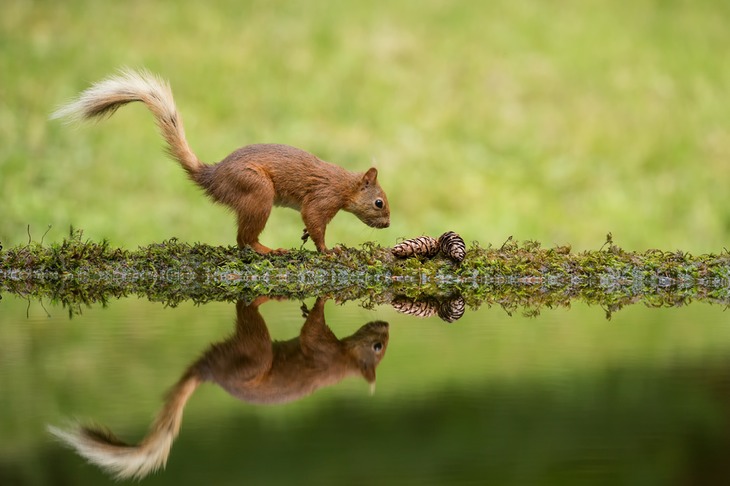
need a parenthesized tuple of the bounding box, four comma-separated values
(2, 293, 730, 485)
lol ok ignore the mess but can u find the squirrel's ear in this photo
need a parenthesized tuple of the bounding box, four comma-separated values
(362, 167, 378, 187)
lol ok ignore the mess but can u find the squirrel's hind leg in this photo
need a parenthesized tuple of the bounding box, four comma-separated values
(233, 174, 276, 253)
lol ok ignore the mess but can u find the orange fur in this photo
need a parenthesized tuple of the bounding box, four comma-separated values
(49, 297, 389, 480)
(53, 69, 390, 253)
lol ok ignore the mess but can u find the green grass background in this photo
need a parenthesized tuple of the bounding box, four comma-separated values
(2, 0, 730, 252)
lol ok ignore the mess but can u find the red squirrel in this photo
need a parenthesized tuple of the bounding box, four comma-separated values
(52, 69, 390, 253)
(48, 297, 389, 480)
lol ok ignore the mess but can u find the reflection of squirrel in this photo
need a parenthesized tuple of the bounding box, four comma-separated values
(52, 70, 390, 253)
(49, 297, 389, 480)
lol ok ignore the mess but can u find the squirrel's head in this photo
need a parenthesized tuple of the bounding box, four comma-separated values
(344, 320, 390, 384)
(346, 168, 390, 229)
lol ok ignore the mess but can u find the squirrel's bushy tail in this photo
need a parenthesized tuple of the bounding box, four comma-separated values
(51, 68, 203, 176)
(48, 371, 201, 480)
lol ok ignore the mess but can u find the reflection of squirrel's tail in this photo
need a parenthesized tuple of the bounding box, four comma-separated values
(48, 370, 201, 480)
(51, 68, 203, 177)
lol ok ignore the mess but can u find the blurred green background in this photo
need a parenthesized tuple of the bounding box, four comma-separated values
(2, 0, 729, 252)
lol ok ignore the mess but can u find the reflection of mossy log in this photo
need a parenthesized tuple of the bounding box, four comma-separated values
(2, 230, 730, 316)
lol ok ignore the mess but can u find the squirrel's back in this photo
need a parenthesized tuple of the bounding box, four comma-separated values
(196, 143, 352, 211)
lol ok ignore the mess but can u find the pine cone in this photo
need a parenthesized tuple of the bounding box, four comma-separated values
(437, 295, 466, 322)
(438, 231, 466, 263)
(391, 296, 438, 318)
(392, 236, 440, 259)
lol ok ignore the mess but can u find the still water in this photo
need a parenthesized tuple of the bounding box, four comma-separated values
(2, 293, 730, 485)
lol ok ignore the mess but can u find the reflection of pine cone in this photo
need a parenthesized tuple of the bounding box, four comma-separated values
(391, 294, 466, 322)
(438, 231, 466, 263)
(438, 295, 466, 322)
(392, 236, 440, 259)
(391, 296, 438, 318)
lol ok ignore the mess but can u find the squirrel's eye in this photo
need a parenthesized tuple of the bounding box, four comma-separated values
(373, 342, 383, 352)
(374, 199, 384, 209)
